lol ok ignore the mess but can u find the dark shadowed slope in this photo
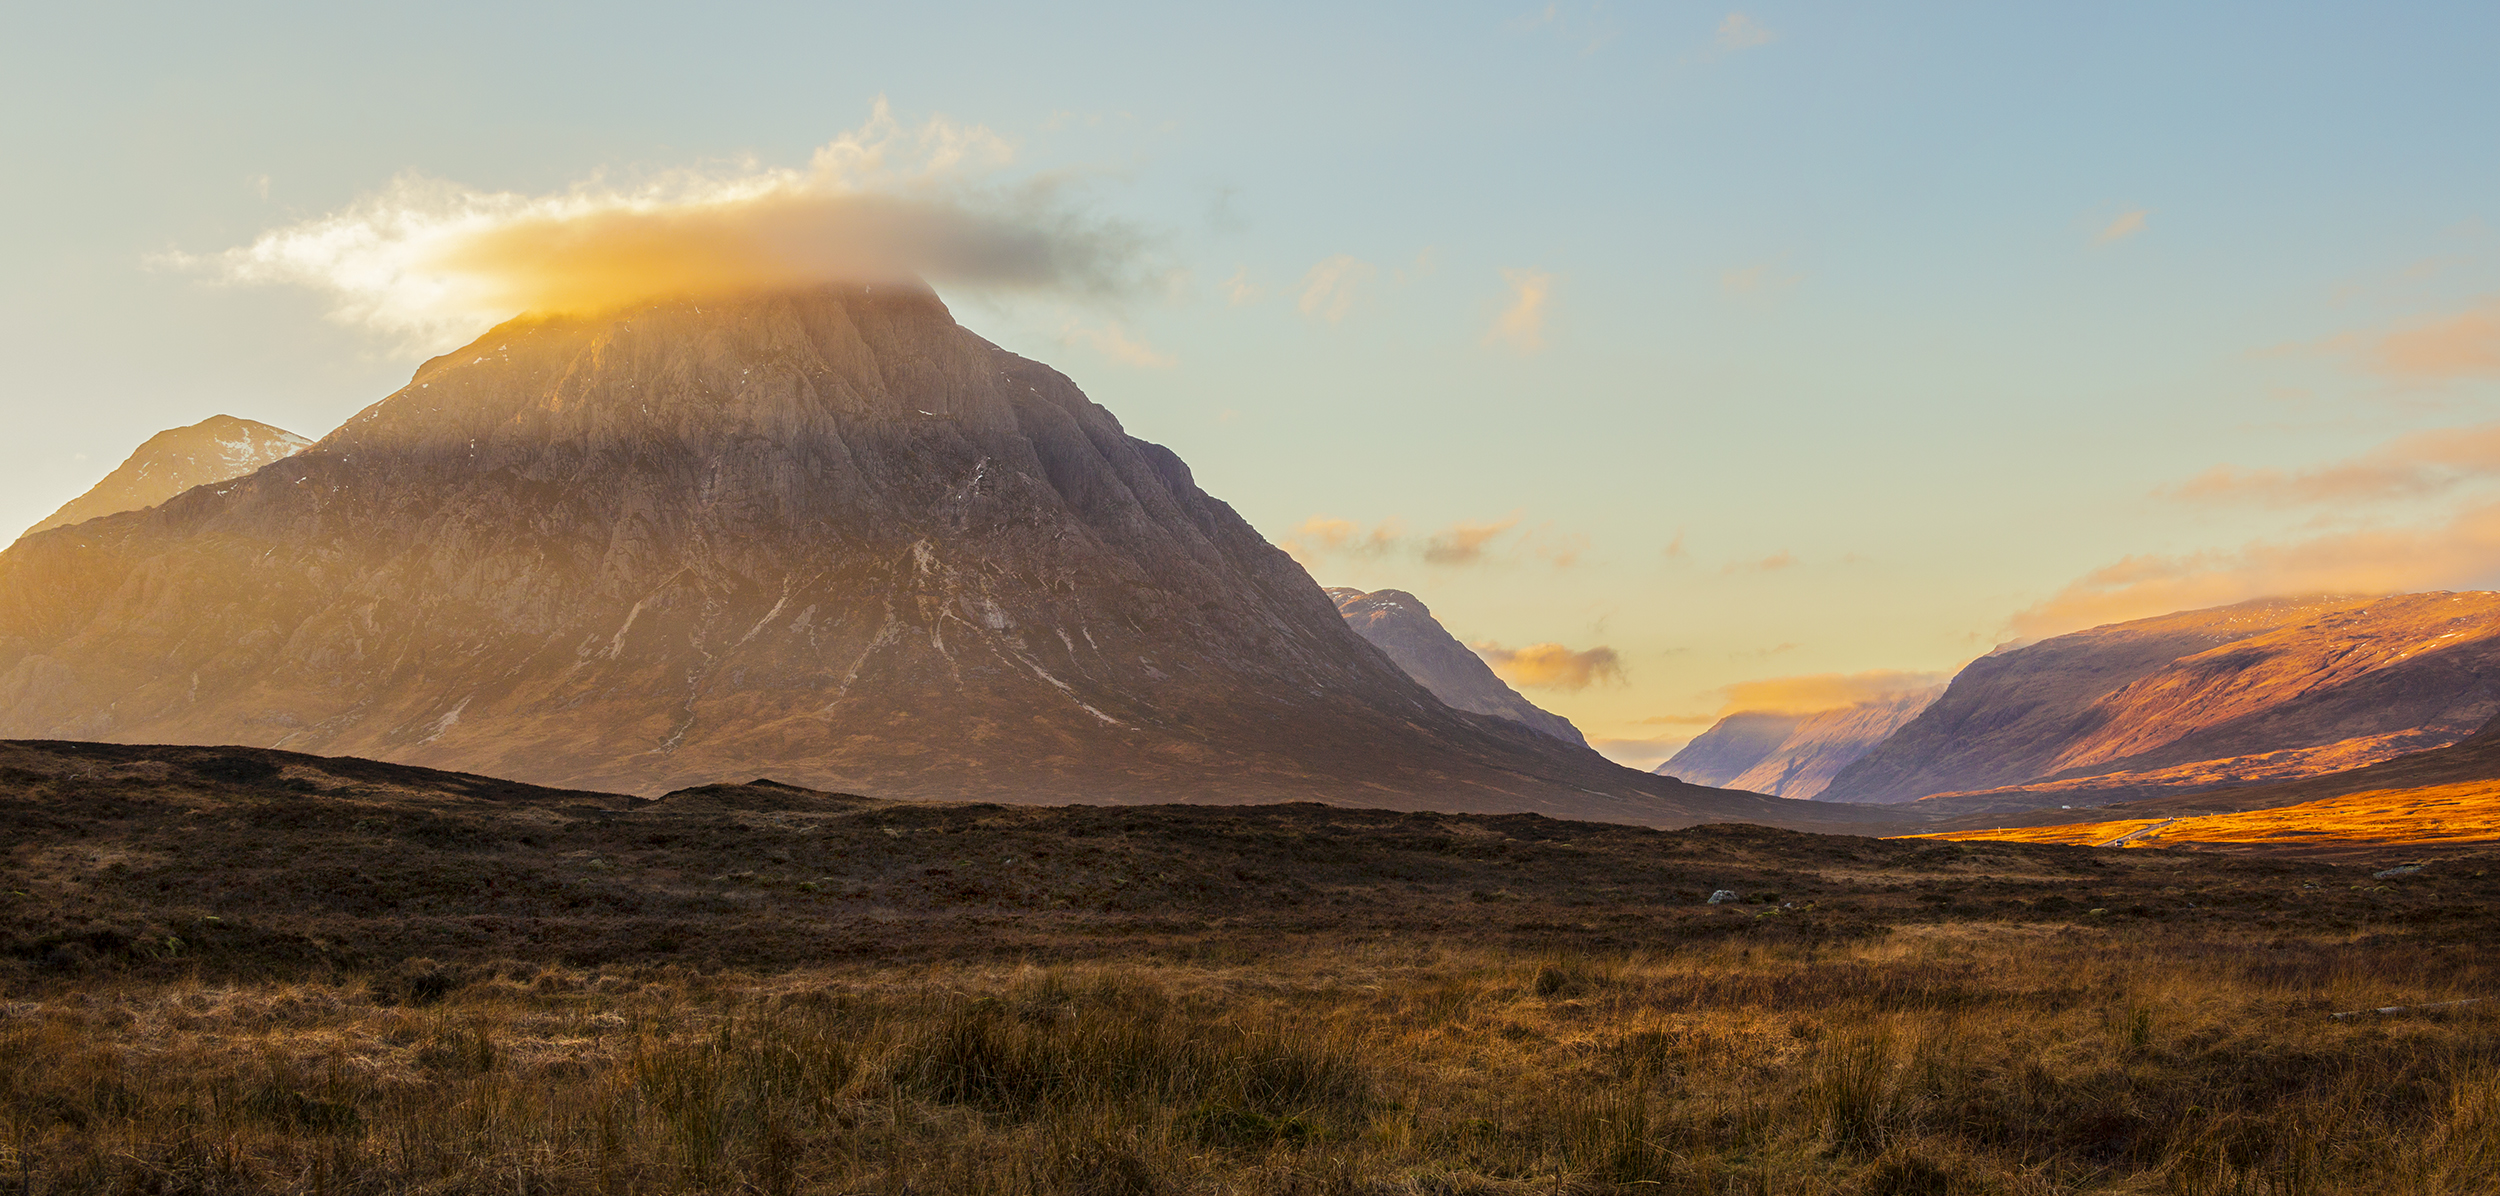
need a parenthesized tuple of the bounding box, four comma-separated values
(0, 287, 1892, 828)
(1824, 593, 2500, 805)
(8, 736, 2465, 985)
(1326, 587, 1587, 747)
(20, 415, 309, 539)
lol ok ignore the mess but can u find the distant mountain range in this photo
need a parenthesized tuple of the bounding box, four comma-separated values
(1658, 686, 1943, 798)
(1326, 587, 1588, 747)
(0, 285, 1892, 831)
(1915, 705, 2500, 848)
(1823, 593, 2500, 806)
(21, 414, 307, 539)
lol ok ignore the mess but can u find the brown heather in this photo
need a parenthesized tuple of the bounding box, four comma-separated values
(6, 741, 2500, 1192)
(6, 928, 2500, 1195)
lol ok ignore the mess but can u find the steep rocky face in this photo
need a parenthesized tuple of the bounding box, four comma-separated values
(1660, 687, 1943, 799)
(1324, 587, 1588, 747)
(1822, 593, 2500, 804)
(0, 286, 1864, 827)
(21, 415, 309, 539)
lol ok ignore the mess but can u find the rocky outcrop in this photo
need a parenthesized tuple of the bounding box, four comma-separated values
(1325, 587, 1587, 746)
(1660, 687, 1942, 798)
(0, 286, 1885, 829)
(22, 415, 309, 539)
(1821, 594, 2500, 804)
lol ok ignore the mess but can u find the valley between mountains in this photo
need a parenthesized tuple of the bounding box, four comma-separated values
(12, 284, 2500, 852)
(7, 284, 2500, 1196)
(0, 286, 1820, 827)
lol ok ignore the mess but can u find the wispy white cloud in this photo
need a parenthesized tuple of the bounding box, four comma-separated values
(1220, 266, 1260, 306)
(1297, 254, 1376, 322)
(1486, 268, 1554, 352)
(1058, 318, 1174, 368)
(1719, 262, 1801, 298)
(1716, 11, 1776, 50)
(2096, 208, 2150, 244)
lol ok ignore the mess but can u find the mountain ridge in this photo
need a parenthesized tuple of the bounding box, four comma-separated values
(1325, 586, 1588, 747)
(0, 286, 1887, 829)
(21, 414, 309, 540)
(1823, 593, 2500, 805)
(1661, 687, 1943, 799)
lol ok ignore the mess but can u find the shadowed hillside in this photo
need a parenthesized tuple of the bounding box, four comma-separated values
(0, 288, 1810, 825)
(1327, 586, 1587, 746)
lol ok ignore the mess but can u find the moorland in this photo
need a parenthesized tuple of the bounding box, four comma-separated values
(4, 739, 2498, 1194)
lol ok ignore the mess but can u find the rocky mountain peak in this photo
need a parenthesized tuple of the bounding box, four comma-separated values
(21, 414, 309, 540)
(0, 285, 1853, 827)
(1326, 587, 1589, 747)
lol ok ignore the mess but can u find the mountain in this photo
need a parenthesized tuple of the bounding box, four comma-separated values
(1324, 587, 1587, 747)
(0, 285, 1891, 829)
(1659, 686, 1943, 798)
(21, 414, 309, 539)
(1821, 593, 2500, 805)
(1922, 707, 2500, 832)
(1655, 713, 1803, 789)
(1913, 711, 2500, 850)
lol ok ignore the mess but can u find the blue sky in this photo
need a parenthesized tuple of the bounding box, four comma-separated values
(6, 3, 2498, 765)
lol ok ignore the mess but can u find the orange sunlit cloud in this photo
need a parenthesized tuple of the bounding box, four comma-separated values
(2166, 421, 2500, 506)
(1297, 255, 1376, 323)
(1724, 550, 1796, 574)
(2010, 500, 2500, 639)
(1486, 268, 1553, 352)
(1715, 12, 1776, 51)
(169, 101, 1142, 348)
(1287, 514, 1576, 570)
(1714, 669, 1948, 715)
(2095, 208, 2149, 244)
(1058, 318, 1174, 368)
(1473, 641, 1626, 691)
(1280, 516, 1404, 565)
(2371, 300, 2500, 379)
(1423, 518, 1521, 565)
(2277, 299, 2500, 382)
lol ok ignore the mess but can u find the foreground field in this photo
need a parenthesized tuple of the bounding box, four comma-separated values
(7, 739, 2500, 1192)
(6, 929, 2499, 1195)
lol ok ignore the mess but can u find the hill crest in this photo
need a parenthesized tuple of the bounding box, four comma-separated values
(0, 287, 1874, 828)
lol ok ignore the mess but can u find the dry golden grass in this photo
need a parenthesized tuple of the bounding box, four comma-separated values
(1917, 781, 2500, 849)
(7, 927, 2499, 1194)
